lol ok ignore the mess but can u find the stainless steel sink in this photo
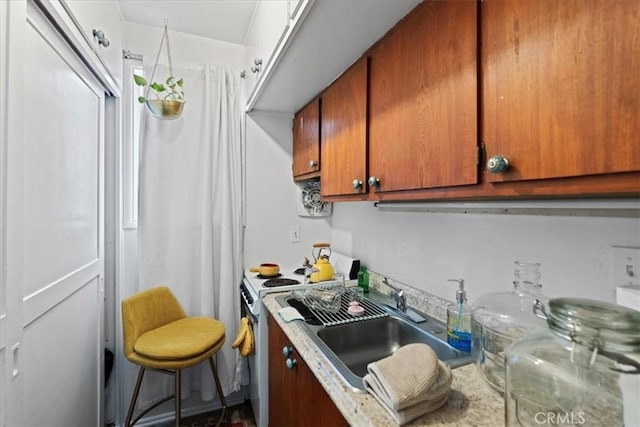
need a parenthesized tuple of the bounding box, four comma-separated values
(275, 292, 473, 392)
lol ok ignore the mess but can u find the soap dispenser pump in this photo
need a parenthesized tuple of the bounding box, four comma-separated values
(446, 279, 471, 352)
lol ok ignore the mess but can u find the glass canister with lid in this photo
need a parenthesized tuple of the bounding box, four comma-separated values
(471, 261, 548, 393)
(505, 298, 640, 427)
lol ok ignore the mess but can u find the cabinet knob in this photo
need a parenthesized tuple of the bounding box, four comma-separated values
(92, 29, 110, 48)
(367, 176, 380, 187)
(486, 156, 510, 173)
(251, 58, 263, 73)
(352, 179, 363, 190)
(309, 160, 318, 168)
(286, 358, 297, 370)
(282, 346, 293, 358)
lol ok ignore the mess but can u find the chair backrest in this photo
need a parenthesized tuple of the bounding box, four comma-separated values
(122, 286, 187, 359)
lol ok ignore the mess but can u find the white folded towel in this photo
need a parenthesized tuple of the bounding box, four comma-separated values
(363, 343, 452, 425)
(277, 306, 305, 323)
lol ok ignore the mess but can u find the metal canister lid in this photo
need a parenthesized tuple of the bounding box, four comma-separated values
(545, 298, 640, 353)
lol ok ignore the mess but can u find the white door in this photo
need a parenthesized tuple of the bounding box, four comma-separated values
(2, 1, 105, 425)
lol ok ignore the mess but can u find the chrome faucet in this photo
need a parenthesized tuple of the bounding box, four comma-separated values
(383, 277, 406, 312)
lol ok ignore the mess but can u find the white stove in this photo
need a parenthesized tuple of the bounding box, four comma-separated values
(240, 257, 359, 427)
(240, 266, 310, 427)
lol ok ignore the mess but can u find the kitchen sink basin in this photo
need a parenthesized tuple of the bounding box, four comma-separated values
(275, 293, 473, 392)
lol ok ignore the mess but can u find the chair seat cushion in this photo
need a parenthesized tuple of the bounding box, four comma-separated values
(134, 317, 225, 360)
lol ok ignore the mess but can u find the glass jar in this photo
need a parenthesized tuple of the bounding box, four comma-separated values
(471, 261, 548, 393)
(505, 298, 640, 426)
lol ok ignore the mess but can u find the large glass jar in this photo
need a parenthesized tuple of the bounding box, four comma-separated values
(471, 261, 548, 393)
(505, 298, 640, 427)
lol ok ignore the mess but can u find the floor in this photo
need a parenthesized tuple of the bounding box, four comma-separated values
(171, 401, 257, 427)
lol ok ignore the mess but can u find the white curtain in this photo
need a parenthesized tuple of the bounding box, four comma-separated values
(137, 64, 244, 407)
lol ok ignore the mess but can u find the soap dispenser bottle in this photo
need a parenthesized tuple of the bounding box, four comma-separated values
(446, 279, 471, 352)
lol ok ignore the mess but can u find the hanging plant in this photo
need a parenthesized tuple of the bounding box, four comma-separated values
(134, 21, 185, 120)
(134, 75, 184, 104)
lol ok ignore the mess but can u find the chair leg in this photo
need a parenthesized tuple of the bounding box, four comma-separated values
(208, 357, 227, 427)
(175, 368, 182, 427)
(125, 367, 146, 427)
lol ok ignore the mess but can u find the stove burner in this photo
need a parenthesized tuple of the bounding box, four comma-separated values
(256, 273, 282, 279)
(263, 278, 301, 288)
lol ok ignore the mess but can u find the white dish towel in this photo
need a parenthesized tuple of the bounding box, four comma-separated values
(277, 306, 305, 323)
(363, 343, 452, 425)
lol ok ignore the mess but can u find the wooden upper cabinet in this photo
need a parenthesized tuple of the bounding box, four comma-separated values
(292, 97, 320, 179)
(321, 57, 369, 198)
(368, 0, 479, 193)
(482, 0, 640, 183)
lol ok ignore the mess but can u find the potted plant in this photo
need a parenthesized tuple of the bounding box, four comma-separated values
(134, 74, 185, 120)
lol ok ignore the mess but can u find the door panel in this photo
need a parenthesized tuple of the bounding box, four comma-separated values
(368, 1, 478, 192)
(23, 19, 100, 298)
(321, 57, 368, 197)
(22, 279, 101, 427)
(482, 0, 640, 182)
(292, 98, 320, 177)
(14, 3, 105, 426)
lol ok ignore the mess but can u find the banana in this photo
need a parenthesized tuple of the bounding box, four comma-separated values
(232, 317, 248, 349)
(240, 319, 254, 357)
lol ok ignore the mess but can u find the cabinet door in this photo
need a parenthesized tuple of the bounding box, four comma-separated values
(482, 0, 640, 183)
(293, 98, 320, 178)
(268, 316, 347, 427)
(64, 0, 123, 87)
(368, 1, 478, 193)
(244, 0, 290, 96)
(321, 56, 368, 197)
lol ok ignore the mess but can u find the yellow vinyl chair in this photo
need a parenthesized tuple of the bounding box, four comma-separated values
(122, 286, 227, 427)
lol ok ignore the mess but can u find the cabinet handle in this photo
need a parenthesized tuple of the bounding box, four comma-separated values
(486, 155, 510, 173)
(367, 176, 380, 187)
(92, 29, 110, 48)
(251, 58, 263, 73)
(286, 358, 297, 370)
(309, 160, 318, 168)
(282, 346, 293, 358)
(352, 179, 363, 190)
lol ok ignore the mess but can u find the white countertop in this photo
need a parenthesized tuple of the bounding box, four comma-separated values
(263, 292, 505, 426)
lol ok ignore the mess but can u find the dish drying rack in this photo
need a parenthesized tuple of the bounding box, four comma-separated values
(293, 286, 388, 327)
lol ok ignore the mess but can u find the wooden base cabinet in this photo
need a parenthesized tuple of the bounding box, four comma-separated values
(268, 315, 347, 427)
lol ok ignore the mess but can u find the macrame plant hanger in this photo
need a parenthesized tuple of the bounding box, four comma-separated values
(144, 19, 185, 120)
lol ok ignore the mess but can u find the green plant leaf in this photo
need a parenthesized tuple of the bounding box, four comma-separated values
(137, 96, 146, 103)
(166, 76, 175, 86)
(177, 78, 183, 87)
(133, 74, 147, 86)
(150, 82, 166, 92)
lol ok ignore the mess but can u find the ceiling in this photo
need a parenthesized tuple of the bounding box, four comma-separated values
(117, 0, 257, 45)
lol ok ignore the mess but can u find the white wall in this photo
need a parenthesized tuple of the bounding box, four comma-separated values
(331, 202, 640, 304)
(244, 112, 331, 267)
(123, 22, 245, 70)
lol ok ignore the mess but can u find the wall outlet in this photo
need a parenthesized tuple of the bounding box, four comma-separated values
(611, 246, 640, 287)
(289, 225, 300, 243)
